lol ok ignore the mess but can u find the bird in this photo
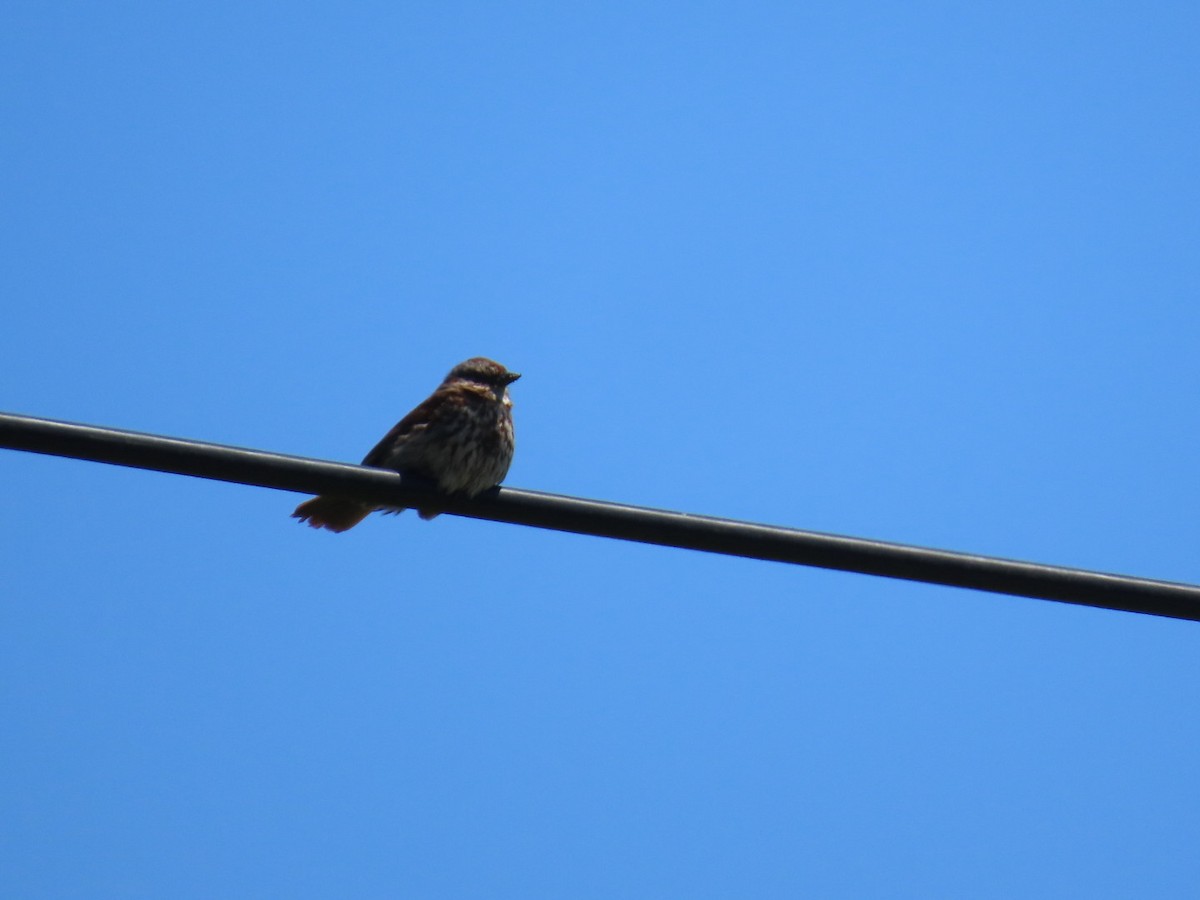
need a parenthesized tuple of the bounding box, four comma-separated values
(292, 357, 520, 532)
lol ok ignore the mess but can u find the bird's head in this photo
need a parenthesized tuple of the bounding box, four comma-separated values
(445, 357, 521, 401)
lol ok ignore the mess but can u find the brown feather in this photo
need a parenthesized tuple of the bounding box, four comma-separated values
(291, 495, 373, 533)
(360, 394, 441, 467)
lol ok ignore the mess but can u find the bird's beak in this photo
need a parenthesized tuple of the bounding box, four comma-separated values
(505, 372, 522, 384)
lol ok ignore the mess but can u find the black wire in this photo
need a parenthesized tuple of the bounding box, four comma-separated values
(2, 410, 1197, 623)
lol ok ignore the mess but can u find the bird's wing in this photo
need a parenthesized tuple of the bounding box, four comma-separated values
(360, 387, 462, 468)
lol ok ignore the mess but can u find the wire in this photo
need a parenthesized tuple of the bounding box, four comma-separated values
(2, 410, 1197, 623)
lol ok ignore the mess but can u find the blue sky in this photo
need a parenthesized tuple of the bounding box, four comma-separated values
(3, 2, 1199, 897)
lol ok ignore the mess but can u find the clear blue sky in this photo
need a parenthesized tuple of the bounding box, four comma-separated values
(3, 3, 1199, 897)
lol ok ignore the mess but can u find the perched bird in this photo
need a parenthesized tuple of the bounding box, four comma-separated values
(293, 357, 520, 532)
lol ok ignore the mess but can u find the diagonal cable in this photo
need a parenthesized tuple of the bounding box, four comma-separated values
(1, 411, 1197, 622)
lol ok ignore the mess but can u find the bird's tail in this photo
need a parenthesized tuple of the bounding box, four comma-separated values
(292, 495, 374, 533)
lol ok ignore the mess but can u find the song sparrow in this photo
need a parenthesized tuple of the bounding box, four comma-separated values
(292, 357, 520, 532)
